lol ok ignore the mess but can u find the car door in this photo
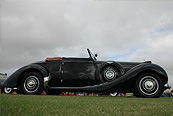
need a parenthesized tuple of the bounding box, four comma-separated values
(61, 61, 94, 87)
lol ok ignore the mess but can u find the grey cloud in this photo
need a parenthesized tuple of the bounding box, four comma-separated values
(1, 0, 173, 87)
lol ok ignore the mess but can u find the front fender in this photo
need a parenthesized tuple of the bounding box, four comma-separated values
(108, 63, 168, 90)
(2, 64, 48, 88)
(125, 63, 168, 83)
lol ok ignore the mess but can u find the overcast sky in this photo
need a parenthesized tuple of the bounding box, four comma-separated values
(1, 0, 173, 87)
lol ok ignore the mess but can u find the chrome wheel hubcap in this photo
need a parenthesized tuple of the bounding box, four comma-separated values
(104, 67, 116, 81)
(139, 76, 159, 95)
(144, 81, 154, 90)
(24, 76, 40, 93)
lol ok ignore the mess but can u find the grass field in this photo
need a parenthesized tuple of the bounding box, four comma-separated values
(0, 94, 173, 116)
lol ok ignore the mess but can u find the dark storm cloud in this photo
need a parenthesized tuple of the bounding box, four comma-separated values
(1, 0, 173, 86)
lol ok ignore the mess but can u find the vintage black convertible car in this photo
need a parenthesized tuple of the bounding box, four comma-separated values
(2, 49, 168, 98)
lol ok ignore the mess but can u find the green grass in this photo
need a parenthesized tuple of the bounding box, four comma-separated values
(0, 94, 173, 116)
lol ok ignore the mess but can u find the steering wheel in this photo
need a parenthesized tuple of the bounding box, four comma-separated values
(87, 48, 97, 61)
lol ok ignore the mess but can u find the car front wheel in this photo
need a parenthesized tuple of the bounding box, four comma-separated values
(134, 73, 164, 98)
(20, 72, 43, 95)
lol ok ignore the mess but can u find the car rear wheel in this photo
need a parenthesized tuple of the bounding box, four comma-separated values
(101, 66, 120, 82)
(20, 72, 43, 95)
(134, 73, 164, 98)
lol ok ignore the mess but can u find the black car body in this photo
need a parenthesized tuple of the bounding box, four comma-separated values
(2, 49, 168, 98)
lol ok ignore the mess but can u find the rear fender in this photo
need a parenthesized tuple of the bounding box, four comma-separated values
(2, 64, 48, 87)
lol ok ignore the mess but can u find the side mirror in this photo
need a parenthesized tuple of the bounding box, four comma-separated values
(95, 53, 98, 57)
